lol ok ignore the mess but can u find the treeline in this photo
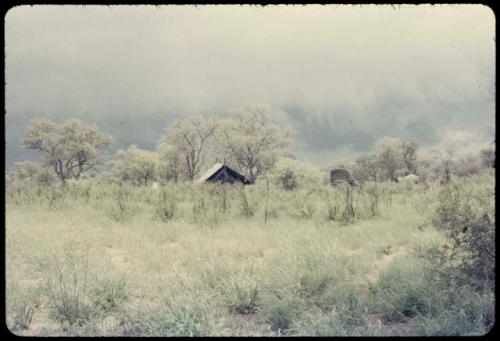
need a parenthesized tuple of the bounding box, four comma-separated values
(6, 104, 496, 189)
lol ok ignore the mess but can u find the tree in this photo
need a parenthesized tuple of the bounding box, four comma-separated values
(401, 140, 418, 174)
(159, 116, 217, 181)
(479, 147, 495, 169)
(434, 146, 457, 185)
(111, 145, 159, 186)
(216, 105, 292, 182)
(269, 156, 323, 190)
(6, 161, 58, 187)
(157, 143, 183, 183)
(353, 154, 383, 183)
(21, 117, 111, 185)
(374, 137, 404, 182)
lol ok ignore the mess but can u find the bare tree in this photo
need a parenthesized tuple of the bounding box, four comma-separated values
(434, 145, 457, 185)
(159, 116, 217, 181)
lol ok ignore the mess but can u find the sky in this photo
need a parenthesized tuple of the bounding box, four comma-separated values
(4, 4, 496, 169)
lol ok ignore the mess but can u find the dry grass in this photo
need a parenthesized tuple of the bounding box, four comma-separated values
(5, 176, 494, 336)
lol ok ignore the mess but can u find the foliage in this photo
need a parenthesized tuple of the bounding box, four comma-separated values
(266, 303, 293, 334)
(216, 105, 292, 182)
(12, 302, 35, 330)
(47, 248, 94, 327)
(5, 164, 495, 336)
(268, 156, 323, 190)
(125, 306, 214, 336)
(21, 117, 111, 185)
(156, 143, 183, 183)
(7, 161, 58, 188)
(430, 176, 495, 287)
(223, 277, 261, 314)
(153, 185, 178, 221)
(374, 137, 405, 182)
(107, 185, 137, 222)
(111, 145, 159, 186)
(92, 277, 128, 313)
(158, 116, 217, 181)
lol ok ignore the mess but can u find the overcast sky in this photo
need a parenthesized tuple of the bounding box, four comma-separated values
(5, 4, 495, 168)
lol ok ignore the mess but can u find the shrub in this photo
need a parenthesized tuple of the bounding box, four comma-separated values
(237, 185, 258, 218)
(431, 177, 495, 287)
(266, 303, 293, 334)
(92, 277, 128, 313)
(408, 286, 495, 336)
(154, 186, 178, 221)
(268, 157, 323, 190)
(107, 185, 137, 222)
(47, 255, 94, 327)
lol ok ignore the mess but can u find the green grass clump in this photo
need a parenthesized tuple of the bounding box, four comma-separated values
(92, 277, 128, 313)
(12, 302, 36, 331)
(370, 258, 434, 323)
(125, 306, 214, 336)
(225, 279, 261, 315)
(265, 303, 293, 334)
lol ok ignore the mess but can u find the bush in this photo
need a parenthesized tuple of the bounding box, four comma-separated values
(47, 256, 94, 327)
(107, 185, 137, 222)
(268, 157, 323, 190)
(266, 303, 293, 334)
(431, 177, 495, 287)
(92, 277, 128, 313)
(47, 247, 128, 328)
(408, 286, 495, 336)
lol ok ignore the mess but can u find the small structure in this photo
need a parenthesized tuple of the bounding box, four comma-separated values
(330, 168, 359, 187)
(197, 163, 252, 185)
(396, 173, 420, 184)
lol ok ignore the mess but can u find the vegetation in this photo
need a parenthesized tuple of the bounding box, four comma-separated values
(6, 109, 495, 336)
(6, 171, 494, 336)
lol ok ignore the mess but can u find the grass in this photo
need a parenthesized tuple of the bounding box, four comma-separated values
(5, 176, 495, 336)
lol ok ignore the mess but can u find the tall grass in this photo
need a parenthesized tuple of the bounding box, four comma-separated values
(5, 173, 494, 336)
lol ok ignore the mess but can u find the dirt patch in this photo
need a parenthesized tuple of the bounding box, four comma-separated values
(104, 247, 129, 270)
(24, 296, 60, 336)
(225, 314, 273, 336)
(98, 315, 123, 334)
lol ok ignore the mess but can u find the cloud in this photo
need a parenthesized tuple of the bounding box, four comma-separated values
(5, 4, 495, 167)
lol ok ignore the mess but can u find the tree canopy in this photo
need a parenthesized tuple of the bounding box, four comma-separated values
(22, 118, 111, 185)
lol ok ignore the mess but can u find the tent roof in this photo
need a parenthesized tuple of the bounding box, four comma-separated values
(196, 163, 252, 184)
(197, 163, 225, 183)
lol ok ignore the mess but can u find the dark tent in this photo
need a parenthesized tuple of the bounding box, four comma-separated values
(197, 163, 252, 185)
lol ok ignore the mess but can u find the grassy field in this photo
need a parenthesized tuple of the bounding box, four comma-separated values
(5, 176, 495, 336)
